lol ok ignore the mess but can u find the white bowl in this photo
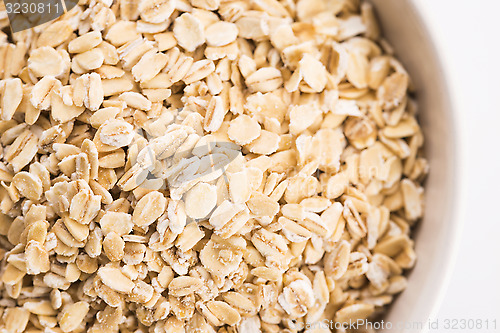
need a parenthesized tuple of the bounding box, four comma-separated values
(369, 1, 463, 332)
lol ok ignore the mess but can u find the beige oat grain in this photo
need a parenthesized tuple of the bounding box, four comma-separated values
(0, 1, 428, 331)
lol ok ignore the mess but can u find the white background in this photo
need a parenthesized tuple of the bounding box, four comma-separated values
(415, 0, 500, 330)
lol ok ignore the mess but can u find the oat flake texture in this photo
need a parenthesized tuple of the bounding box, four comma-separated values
(0, 0, 428, 332)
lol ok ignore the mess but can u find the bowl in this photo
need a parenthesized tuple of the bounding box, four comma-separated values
(369, 0, 462, 332)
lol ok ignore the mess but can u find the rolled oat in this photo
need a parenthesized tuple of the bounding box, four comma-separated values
(0, 1, 427, 331)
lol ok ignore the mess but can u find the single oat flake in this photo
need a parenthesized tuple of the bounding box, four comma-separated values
(0, 0, 427, 332)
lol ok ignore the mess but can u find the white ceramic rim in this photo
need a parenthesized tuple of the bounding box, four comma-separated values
(409, 1, 466, 328)
(371, 0, 466, 331)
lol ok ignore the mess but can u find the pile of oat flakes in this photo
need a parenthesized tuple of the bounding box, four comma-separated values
(0, 0, 428, 332)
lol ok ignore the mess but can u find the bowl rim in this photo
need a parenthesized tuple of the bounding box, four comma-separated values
(398, 0, 466, 329)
